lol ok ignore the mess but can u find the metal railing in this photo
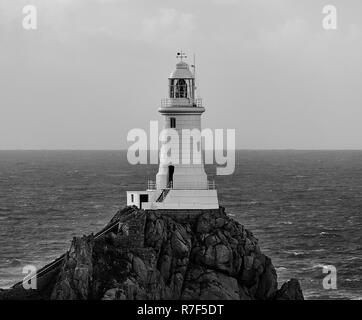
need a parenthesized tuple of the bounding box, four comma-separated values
(161, 98, 202, 108)
(13, 206, 137, 289)
(208, 180, 216, 190)
(156, 188, 170, 202)
(148, 180, 215, 190)
(147, 180, 156, 190)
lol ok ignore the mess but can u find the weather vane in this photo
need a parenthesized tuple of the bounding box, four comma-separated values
(176, 51, 187, 61)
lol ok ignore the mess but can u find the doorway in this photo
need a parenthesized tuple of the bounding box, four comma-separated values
(168, 165, 174, 187)
(139, 194, 149, 209)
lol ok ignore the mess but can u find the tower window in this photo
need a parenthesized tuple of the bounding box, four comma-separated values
(170, 117, 176, 128)
(131, 194, 134, 202)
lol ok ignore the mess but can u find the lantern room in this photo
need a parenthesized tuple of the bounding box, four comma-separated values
(169, 61, 195, 100)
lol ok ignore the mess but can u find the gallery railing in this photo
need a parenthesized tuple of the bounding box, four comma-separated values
(148, 180, 215, 190)
(160, 98, 202, 108)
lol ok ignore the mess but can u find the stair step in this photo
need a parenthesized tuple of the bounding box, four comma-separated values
(156, 189, 170, 202)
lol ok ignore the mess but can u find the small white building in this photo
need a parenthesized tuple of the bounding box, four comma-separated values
(127, 54, 219, 210)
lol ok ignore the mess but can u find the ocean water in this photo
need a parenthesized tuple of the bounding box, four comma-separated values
(0, 150, 361, 300)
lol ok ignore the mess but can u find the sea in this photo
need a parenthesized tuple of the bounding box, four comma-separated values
(0, 150, 361, 300)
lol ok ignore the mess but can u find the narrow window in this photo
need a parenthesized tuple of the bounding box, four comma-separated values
(131, 194, 134, 202)
(170, 117, 176, 128)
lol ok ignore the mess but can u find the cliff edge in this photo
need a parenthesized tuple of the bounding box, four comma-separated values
(0, 206, 303, 300)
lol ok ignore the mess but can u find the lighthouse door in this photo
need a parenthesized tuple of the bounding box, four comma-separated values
(139, 194, 149, 209)
(168, 165, 174, 188)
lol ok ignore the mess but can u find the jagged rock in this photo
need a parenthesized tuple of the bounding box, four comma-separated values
(0, 206, 303, 300)
(275, 278, 304, 300)
(50, 235, 94, 300)
(132, 256, 148, 283)
(181, 266, 240, 300)
(102, 288, 125, 300)
(255, 256, 278, 300)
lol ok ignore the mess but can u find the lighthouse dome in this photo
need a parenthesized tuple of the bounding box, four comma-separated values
(169, 61, 194, 79)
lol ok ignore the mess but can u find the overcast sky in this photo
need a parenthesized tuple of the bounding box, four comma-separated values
(0, 0, 361, 149)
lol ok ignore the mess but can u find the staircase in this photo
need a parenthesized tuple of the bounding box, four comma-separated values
(156, 189, 170, 202)
(12, 206, 138, 291)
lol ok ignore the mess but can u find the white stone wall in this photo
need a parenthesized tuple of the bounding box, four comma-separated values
(126, 190, 160, 208)
(157, 112, 208, 190)
(156, 189, 219, 209)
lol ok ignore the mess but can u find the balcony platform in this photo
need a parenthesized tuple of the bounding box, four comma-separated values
(127, 189, 219, 210)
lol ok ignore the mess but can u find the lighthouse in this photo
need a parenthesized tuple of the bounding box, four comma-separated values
(127, 53, 219, 210)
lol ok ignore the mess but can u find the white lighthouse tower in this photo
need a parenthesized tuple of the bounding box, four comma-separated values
(127, 53, 219, 210)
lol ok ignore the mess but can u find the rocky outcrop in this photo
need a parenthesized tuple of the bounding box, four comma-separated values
(0, 206, 303, 300)
(51, 236, 94, 300)
(275, 278, 304, 300)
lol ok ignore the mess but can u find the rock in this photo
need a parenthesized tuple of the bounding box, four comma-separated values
(255, 256, 278, 300)
(197, 217, 212, 234)
(215, 217, 226, 228)
(102, 288, 121, 300)
(50, 235, 94, 300)
(0, 206, 303, 300)
(275, 279, 304, 300)
(182, 267, 240, 300)
(132, 256, 148, 283)
(171, 224, 191, 258)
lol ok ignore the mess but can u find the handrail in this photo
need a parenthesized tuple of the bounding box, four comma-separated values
(156, 189, 170, 203)
(149, 180, 215, 190)
(147, 180, 156, 190)
(208, 180, 216, 190)
(161, 98, 202, 108)
(14, 208, 135, 288)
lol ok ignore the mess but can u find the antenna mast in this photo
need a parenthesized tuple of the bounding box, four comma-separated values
(191, 53, 197, 96)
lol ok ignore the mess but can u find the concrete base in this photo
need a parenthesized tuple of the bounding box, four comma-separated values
(127, 189, 219, 210)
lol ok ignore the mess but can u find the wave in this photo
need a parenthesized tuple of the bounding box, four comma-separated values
(277, 221, 293, 225)
(242, 201, 261, 206)
(319, 231, 343, 238)
(276, 267, 287, 272)
(283, 250, 310, 258)
(5, 258, 23, 267)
